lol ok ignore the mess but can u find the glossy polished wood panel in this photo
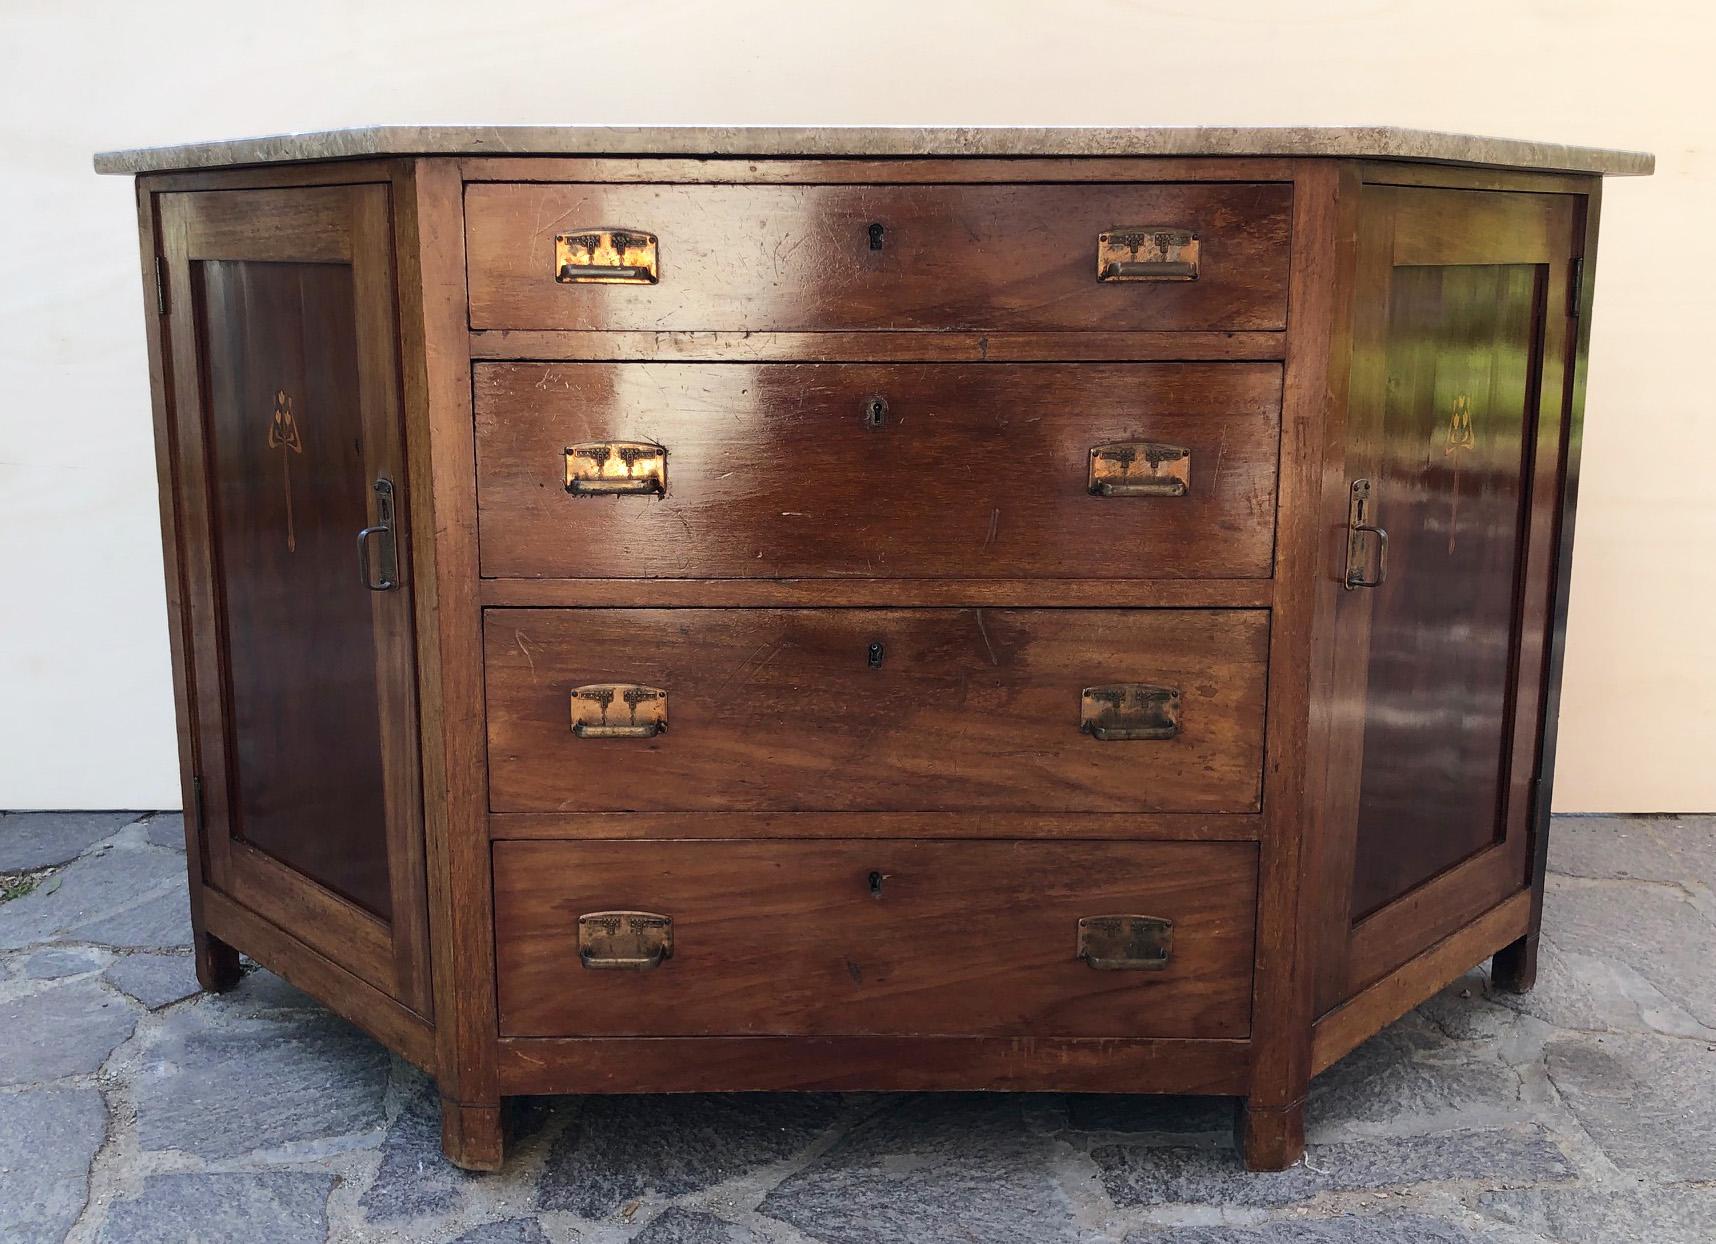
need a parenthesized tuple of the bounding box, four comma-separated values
(197, 259, 392, 917)
(475, 362, 1281, 580)
(485, 608, 1269, 813)
(466, 182, 1291, 332)
(494, 839, 1258, 1039)
(1348, 262, 1541, 918)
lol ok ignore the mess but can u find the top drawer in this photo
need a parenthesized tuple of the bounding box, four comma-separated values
(465, 182, 1291, 332)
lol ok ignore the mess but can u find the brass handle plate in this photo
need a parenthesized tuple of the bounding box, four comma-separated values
(1078, 915, 1173, 970)
(565, 442, 666, 497)
(1080, 684, 1181, 741)
(1088, 441, 1191, 498)
(570, 684, 667, 739)
(1097, 228, 1199, 282)
(555, 228, 659, 284)
(578, 911, 674, 970)
(1344, 478, 1390, 589)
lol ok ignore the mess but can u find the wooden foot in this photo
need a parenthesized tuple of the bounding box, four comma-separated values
(1491, 932, 1539, 994)
(194, 930, 242, 993)
(441, 1096, 504, 1171)
(1236, 1098, 1306, 1171)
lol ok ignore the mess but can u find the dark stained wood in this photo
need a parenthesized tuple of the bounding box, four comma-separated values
(481, 578, 1275, 608)
(120, 151, 1623, 1179)
(202, 888, 436, 1072)
(1241, 160, 1351, 1172)
(134, 180, 243, 994)
(456, 155, 1302, 185)
(154, 183, 432, 1014)
(485, 608, 1269, 814)
(476, 362, 1280, 581)
(394, 157, 505, 1167)
(1313, 185, 1581, 1011)
(466, 182, 1291, 333)
(1495, 183, 1602, 995)
(195, 256, 393, 915)
(469, 329, 1286, 363)
(497, 1036, 1248, 1096)
(491, 811, 1261, 842)
(496, 839, 1257, 1039)
(1313, 891, 1530, 1075)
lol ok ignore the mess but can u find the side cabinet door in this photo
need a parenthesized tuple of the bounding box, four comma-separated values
(157, 186, 431, 1014)
(1317, 185, 1582, 1009)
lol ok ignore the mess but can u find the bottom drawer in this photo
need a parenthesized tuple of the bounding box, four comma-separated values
(494, 839, 1257, 1039)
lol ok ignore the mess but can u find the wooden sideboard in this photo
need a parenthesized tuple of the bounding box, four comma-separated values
(97, 126, 1651, 1172)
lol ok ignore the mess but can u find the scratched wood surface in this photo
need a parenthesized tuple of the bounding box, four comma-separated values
(485, 607, 1269, 813)
(465, 182, 1291, 332)
(494, 838, 1258, 1038)
(475, 362, 1281, 580)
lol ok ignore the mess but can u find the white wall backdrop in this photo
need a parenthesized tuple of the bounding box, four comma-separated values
(0, 0, 1708, 811)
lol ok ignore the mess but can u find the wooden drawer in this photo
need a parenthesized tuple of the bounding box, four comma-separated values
(465, 182, 1290, 332)
(485, 608, 1268, 813)
(494, 838, 1258, 1038)
(475, 362, 1280, 581)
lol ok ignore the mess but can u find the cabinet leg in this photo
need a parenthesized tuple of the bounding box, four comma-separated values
(1491, 932, 1539, 995)
(1236, 1097, 1306, 1171)
(194, 930, 242, 993)
(440, 1096, 504, 1172)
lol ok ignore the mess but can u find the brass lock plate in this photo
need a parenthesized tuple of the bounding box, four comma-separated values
(578, 911, 674, 969)
(555, 228, 659, 284)
(1078, 915, 1174, 970)
(570, 684, 668, 739)
(1097, 228, 1199, 282)
(565, 441, 667, 496)
(1080, 684, 1181, 741)
(1088, 441, 1191, 497)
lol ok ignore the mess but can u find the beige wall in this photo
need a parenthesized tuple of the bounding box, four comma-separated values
(0, 0, 1708, 810)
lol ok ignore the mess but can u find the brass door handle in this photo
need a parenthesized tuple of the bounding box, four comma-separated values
(1088, 442, 1190, 498)
(1344, 478, 1389, 589)
(565, 442, 666, 497)
(1079, 684, 1181, 741)
(355, 477, 398, 591)
(570, 684, 667, 739)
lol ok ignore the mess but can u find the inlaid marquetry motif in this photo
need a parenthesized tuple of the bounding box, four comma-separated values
(266, 389, 304, 552)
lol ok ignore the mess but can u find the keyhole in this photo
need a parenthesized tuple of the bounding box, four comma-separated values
(864, 396, 888, 429)
(868, 221, 886, 250)
(867, 640, 886, 669)
(868, 870, 885, 898)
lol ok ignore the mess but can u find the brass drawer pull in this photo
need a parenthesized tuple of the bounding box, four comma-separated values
(578, 911, 673, 970)
(1097, 228, 1199, 282)
(1088, 442, 1190, 498)
(565, 441, 666, 497)
(1080, 684, 1181, 741)
(1078, 915, 1173, 970)
(570, 684, 667, 739)
(555, 229, 659, 285)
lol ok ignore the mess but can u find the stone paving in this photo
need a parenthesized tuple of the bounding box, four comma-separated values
(1, 811, 1713, 1242)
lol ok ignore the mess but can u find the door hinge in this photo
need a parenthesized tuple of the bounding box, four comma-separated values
(1568, 256, 1584, 319)
(154, 256, 168, 316)
(189, 775, 204, 830)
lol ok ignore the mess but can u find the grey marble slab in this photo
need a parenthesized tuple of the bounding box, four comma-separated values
(93, 125, 1653, 176)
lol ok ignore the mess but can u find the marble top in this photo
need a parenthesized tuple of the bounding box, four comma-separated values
(93, 125, 1653, 177)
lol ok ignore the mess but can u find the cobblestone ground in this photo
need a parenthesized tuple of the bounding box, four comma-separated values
(1, 812, 1713, 1243)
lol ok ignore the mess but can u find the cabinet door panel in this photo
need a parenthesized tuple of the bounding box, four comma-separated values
(158, 186, 430, 1012)
(1317, 186, 1579, 1007)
